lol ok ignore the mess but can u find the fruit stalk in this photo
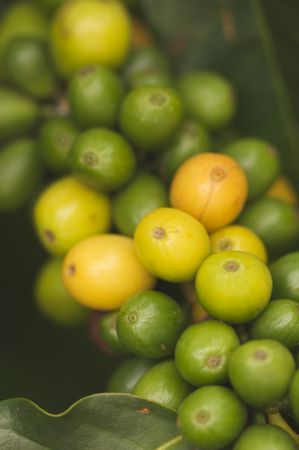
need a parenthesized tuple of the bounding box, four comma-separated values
(267, 409, 299, 445)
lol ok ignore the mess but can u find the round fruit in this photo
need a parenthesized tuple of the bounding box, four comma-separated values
(116, 290, 186, 358)
(122, 46, 170, 87)
(289, 369, 299, 423)
(33, 176, 111, 255)
(170, 152, 248, 232)
(157, 118, 211, 183)
(68, 65, 125, 129)
(62, 234, 156, 310)
(270, 252, 299, 302)
(134, 207, 210, 282)
(177, 71, 236, 129)
(238, 197, 299, 258)
(3, 36, 57, 100)
(119, 85, 183, 152)
(228, 339, 296, 409)
(50, 0, 132, 77)
(132, 359, 192, 411)
(106, 357, 155, 393)
(38, 117, 78, 174)
(98, 311, 129, 355)
(34, 257, 88, 327)
(0, 138, 42, 211)
(266, 175, 298, 206)
(195, 250, 272, 323)
(249, 299, 299, 349)
(223, 137, 281, 200)
(233, 424, 297, 450)
(0, 87, 39, 142)
(0, 1, 48, 80)
(175, 320, 240, 386)
(210, 224, 267, 263)
(69, 128, 136, 192)
(88, 311, 118, 356)
(112, 171, 168, 237)
(177, 385, 247, 449)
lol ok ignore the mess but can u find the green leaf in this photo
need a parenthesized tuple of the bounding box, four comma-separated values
(141, 0, 299, 189)
(0, 393, 191, 450)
